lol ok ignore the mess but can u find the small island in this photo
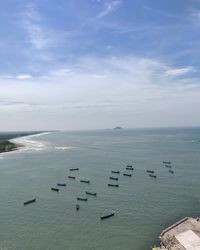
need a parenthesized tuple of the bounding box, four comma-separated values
(113, 126, 123, 130)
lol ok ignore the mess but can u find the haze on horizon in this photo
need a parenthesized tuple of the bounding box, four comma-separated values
(0, 0, 200, 131)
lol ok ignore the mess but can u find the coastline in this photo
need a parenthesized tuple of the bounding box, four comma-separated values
(0, 131, 49, 155)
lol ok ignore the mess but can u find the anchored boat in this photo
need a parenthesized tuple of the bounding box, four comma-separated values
(68, 176, 76, 179)
(77, 197, 88, 201)
(109, 177, 118, 181)
(126, 167, 134, 170)
(24, 198, 36, 205)
(111, 171, 120, 174)
(165, 165, 172, 168)
(70, 168, 79, 171)
(51, 187, 59, 192)
(101, 212, 115, 220)
(108, 184, 119, 187)
(80, 180, 90, 184)
(146, 170, 154, 174)
(76, 204, 80, 210)
(86, 191, 97, 196)
(169, 169, 174, 174)
(123, 173, 132, 177)
(149, 174, 157, 178)
(57, 183, 66, 187)
(163, 161, 171, 164)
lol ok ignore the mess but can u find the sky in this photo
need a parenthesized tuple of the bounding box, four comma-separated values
(0, 0, 200, 131)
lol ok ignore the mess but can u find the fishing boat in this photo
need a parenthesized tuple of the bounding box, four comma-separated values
(70, 168, 79, 171)
(126, 167, 134, 170)
(169, 169, 174, 174)
(109, 177, 118, 181)
(24, 198, 36, 205)
(146, 170, 154, 174)
(85, 191, 97, 196)
(165, 165, 172, 168)
(163, 161, 171, 164)
(51, 187, 59, 192)
(101, 212, 115, 220)
(77, 197, 88, 201)
(68, 176, 76, 179)
(80, 179, 90, 184)
(149, 174, 157, 178)
(123, 173, 132, 177)
(76, 204, 80, 210)
(108, 184, 119, 187)
(111, 171, 120, 174)
(57, 183, 66, 187)
(126, 165, 133, 167)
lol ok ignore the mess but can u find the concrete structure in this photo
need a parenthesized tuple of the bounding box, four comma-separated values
(153, 217, 200, 250)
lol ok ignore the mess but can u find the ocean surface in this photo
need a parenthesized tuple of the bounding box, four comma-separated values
(0, 128, 200, 250)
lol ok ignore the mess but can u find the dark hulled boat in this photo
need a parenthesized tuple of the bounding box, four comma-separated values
(126, 165, 133, 167)
(169, 169, 174, 174)
(24, 198, 36, 205)
(108, 184, 119, 187)
(76, 204, 80, 210)
(57, 183, 66, 187)
(146, 170, 154, 174)
(149, 174, 157, 178)
(70, 168, 79, 171)
(101, 213, 115, 220)
(68, 176, 76, 179)
(123, 173, 132, 177)
(126, 167, 134, 170)
(165, 165, 172, 168)
(86, 191, 97, 196)
(80, 180, 90, 184)
(77, 197, 88, 201)
(51, 187, 59, 192)
(109, 177, 118, 181)
(111, 171, 120, 174)
(163, 161, 171, 164)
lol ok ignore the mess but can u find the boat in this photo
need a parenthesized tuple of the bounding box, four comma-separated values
(108, 184, 119, 187)
(126, 165, 133, 167)
(146, 170, 154, 174)
(111, 171, 120, 174)
(24, 198, 36, 205)
(70, 168, 79, 171)
(77, 197, 88, 201)
(86, 191, 97, 196)
(68, 176, 76, 179)
(126, 167, 134, 170)
(163, 161, 171, 164)
(165, 165, 172, 168)
(109, 177, 118, 181)
(80, 180, 90, 184)
(169, 169, 174, 174)
(57, 183, 66, 187)
(76, 204, 80, 210)
(101, 212, 115, 220)
(149, 174, 157, 178)
(123, 173, 132, 177)
(51, 187, 59, 192)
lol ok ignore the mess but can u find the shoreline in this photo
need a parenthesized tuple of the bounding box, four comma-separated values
(0, 131, 50, 155)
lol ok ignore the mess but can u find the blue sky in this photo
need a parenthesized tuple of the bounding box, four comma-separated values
(0, 0, 200, 130)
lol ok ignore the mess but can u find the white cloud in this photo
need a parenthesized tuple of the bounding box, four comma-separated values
(165, 66, 195, 77)
(0, 56, 199, 130)
(97, 0, 122, 18)
(16, 74, 32, 80)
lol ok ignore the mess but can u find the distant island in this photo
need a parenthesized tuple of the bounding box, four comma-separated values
(113, 126, 123, 130)
(0, 140, 20, 153)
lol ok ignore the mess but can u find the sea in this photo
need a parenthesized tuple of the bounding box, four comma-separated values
(0, 127, 200, 250)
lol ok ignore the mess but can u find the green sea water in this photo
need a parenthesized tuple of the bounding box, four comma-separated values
(0, 128, 200, 250)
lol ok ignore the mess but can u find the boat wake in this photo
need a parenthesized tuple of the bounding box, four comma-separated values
(54, 146, 71, 150)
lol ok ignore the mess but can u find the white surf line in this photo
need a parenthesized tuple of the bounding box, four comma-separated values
(9, 132, 51, 153)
